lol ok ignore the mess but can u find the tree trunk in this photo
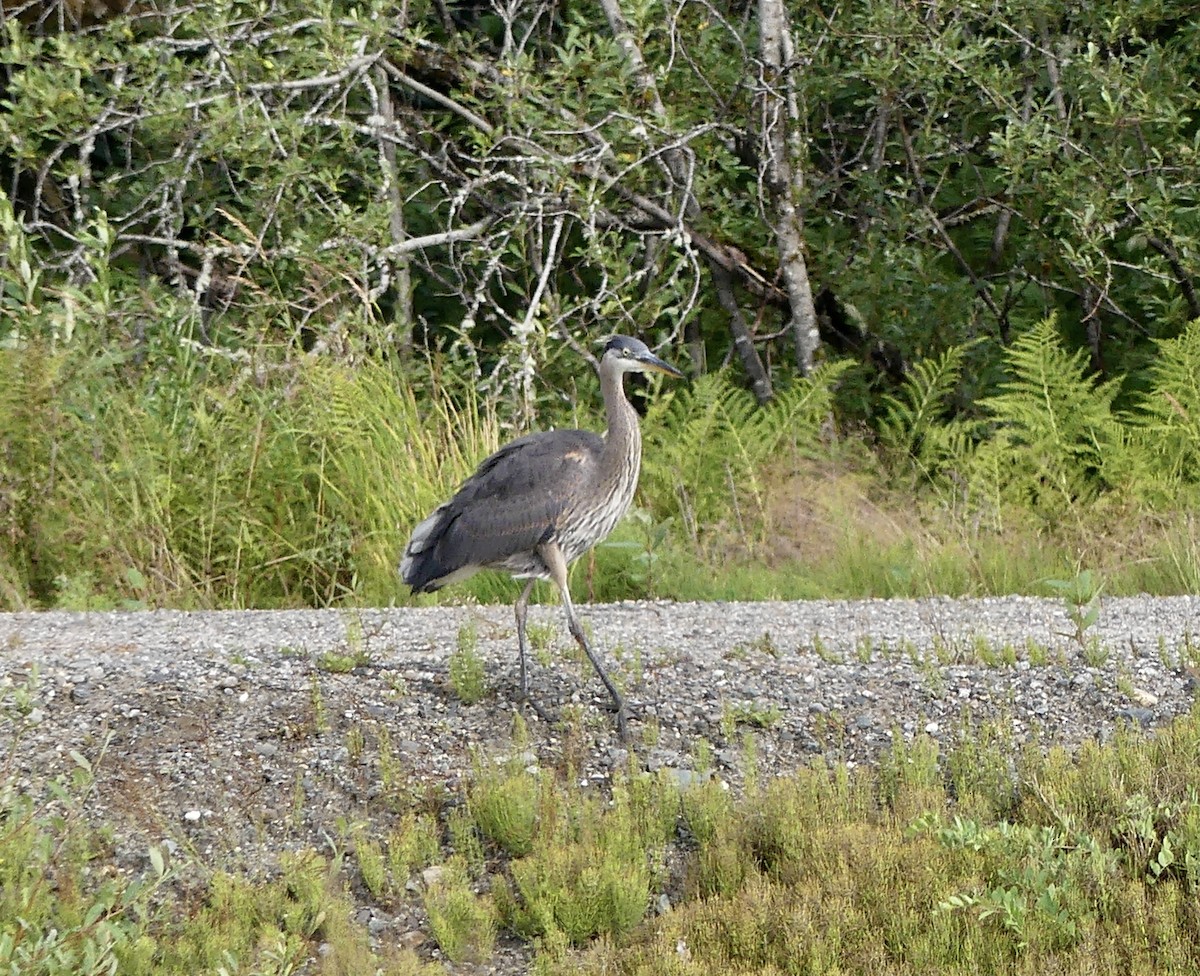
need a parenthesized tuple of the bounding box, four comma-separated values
(758, 0, 819, 374)
(375, 65, 414, 354)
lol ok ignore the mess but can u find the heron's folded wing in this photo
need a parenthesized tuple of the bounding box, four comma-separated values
(432, 429, 604, 569)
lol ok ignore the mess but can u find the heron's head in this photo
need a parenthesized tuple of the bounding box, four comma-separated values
(601, 335, 685, 379)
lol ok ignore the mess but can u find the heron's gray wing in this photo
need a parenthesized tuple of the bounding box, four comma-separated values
(407, 429, 603, 586)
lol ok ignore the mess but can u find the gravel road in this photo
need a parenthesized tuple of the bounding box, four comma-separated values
(2, 596, 1198, 963)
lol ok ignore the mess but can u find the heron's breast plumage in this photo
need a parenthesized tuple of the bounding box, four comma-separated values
(553, 427, 641, 565)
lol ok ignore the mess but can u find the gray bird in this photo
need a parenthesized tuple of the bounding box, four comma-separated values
(400, 335, 684, 738)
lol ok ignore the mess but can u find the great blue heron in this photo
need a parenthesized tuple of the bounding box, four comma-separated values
(400, 335, 684, 738)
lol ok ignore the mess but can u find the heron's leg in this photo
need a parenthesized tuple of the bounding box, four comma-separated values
(537, 541, 629, 740)
(514, 578, 537, 697)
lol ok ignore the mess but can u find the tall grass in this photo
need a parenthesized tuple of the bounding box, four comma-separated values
(0, 340, 502, 609)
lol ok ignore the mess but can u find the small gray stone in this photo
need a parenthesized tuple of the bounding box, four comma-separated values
(663, 768, 712, 790)
(1118, 707, 1156, 726)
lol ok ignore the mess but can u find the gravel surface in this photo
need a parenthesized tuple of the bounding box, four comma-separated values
(2, 596, 1198, 965)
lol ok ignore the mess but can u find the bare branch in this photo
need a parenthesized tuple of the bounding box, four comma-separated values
(382, 61, 496, 135)
(379, 218, 494, 258)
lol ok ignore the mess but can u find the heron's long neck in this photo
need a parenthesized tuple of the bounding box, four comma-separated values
(600, 361, 641, 480)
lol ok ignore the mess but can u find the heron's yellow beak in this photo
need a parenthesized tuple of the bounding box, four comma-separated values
(636, 351, 685, 379)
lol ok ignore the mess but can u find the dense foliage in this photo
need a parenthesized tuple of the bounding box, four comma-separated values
(2, 0, 1199, 608)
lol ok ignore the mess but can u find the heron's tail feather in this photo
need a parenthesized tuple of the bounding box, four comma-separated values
(400, 505, 474, 593)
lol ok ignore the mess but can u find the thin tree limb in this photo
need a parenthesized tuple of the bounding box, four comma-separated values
(897, 115, 1006, 329)
(1146, 235, 1200, 320)
(379, 218, 493, 257)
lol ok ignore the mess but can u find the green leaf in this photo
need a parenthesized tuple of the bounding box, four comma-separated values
(149, 845, 165, 877)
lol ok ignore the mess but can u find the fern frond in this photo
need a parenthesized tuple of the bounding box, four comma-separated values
(641, 363, 848, 544)
(1129, 318, 1200, 486)
(752, 359, 854, 455)
(879, 342, 976, 460)
(981, 316, 1123, 512)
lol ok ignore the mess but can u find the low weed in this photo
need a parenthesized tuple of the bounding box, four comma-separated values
(316, 646, 373, 674)
(1044, 568, 1104, 650)
(386, 812, 441, 882)
(492, 770, 675, 947)
(468, 759, 541, 858)
(723, 700, 784, 731)
(527, 621, 557, 667)
(353, 828, 387, 899)
(424, 859, 497, 963)
(0, 739, 387, 975)
(449, 623, 488, 704)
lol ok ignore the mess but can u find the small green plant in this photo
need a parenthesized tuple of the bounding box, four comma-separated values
(468, 761, 540, 857)
(612, 641, 644, 688)
(919, 813, 1105, 951)
(1182, 631, 1200, 668)
(376, 726, 408, 803)
(308, 674, 328, 734)
(1082, 637, 1110, 668)
(346, 725, 365, 763)
(916, 654, 947, 696)
(1043, 568, 1103, 650)
(810, 633, 842, 663)
(387, 812, 441, 881)
(724, 700, 784, 730)
(424, 860, 497, 963)
(527, 621, 557, 667)
(1, 665, 39, 719)
(494, 774, 666, 946)
(680, 776, 734, 847)
(931, 634, 955, 665)
(447, 805, 486, 875)
(354, 829, 387, 898)
(946, 716, 1018, 819)
(383, 671, 409, 697)
(317, 646, 373, 674)
(449, 623, 488, 705)
(1026, 638, 1052, 667)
